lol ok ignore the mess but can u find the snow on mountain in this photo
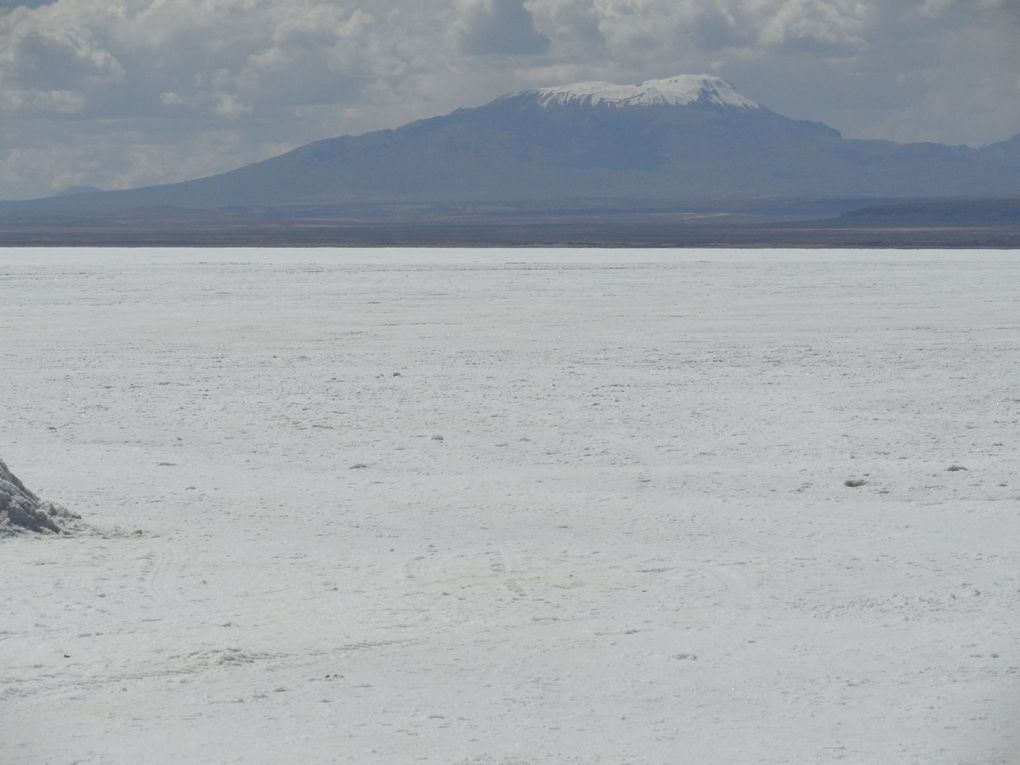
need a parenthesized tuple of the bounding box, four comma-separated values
(528, 75, 760, 110)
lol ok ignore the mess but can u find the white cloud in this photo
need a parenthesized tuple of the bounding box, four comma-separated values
(0, 7, 124, 116)
(455, 0, 550, 55)
(0, 87, 85, 112)
(159, 90, 183, 106)
(752, 0, 871, 53)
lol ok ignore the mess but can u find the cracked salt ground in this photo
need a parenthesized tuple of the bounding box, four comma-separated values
(2, 247, 1020, 764)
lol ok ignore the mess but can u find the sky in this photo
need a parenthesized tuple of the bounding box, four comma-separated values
(1, 0, 1019, 200)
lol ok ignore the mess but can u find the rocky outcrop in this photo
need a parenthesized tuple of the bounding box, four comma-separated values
(1, 458, 81, 536)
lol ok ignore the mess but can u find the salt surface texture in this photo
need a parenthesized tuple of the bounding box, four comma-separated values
(1, 248, 1019, 764)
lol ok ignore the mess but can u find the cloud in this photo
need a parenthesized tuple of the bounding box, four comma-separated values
(0, 1, 53, 8)
(0, 19, 123, 89)
(0, 10, 124, 115)
(530, 0, 605, 50)
(456, 0, 551, 55)
(752, 0, 871, 53)
(159, 90, 183, 107)
(0, 0, 1018, 199)
(0, 87, 84, 112)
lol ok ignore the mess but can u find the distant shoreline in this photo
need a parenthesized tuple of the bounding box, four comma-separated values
(2, 224, 1018, 249)
(4, 196, 1019, 249)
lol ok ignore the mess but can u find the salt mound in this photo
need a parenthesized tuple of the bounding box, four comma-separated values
(0, 457, 81, 537)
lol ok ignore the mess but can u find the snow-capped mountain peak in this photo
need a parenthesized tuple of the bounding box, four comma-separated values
(527, 75, 760, 110)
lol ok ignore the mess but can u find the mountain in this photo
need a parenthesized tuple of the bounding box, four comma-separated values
(979, 133, 1020, 166)
(4, 74, 1020, 216)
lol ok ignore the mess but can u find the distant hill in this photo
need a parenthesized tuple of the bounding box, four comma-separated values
(3, 74, 1020, 221)
(836, 198, 1020, 227)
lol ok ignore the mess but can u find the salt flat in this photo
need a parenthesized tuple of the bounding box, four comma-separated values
(2, 248, 1019, 764)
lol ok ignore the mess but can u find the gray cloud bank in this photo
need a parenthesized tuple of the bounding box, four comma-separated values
(1, 0, 1018, 200)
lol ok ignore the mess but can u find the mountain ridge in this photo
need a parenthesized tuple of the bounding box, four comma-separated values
(3, 74, 1020, 215)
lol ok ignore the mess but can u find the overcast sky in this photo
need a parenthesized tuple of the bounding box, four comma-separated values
(1, 0, 1019, 200)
